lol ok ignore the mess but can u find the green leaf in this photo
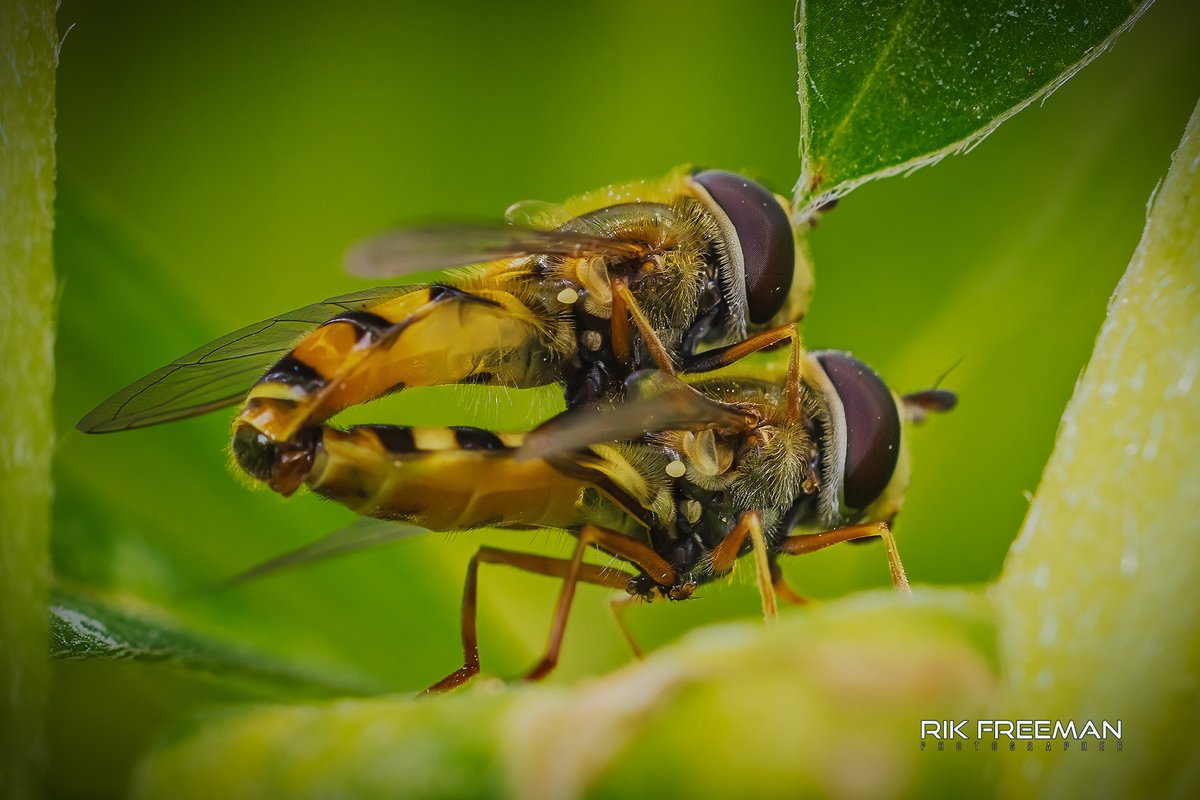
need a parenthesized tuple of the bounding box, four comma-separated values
(794, 0, 1152, 218)
(129, 589, 998, 800)
(995, 100, 1200, 797)
(47, 587, 382, 798)
(50, 587, 380, 696)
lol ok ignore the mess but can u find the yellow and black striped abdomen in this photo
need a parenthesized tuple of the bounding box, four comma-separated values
(238, 283, 569, 446)
(306, 424, 590, 532)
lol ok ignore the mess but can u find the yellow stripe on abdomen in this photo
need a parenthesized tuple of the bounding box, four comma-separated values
(240, 284, 568, 443)
(306, 425, 587, 532)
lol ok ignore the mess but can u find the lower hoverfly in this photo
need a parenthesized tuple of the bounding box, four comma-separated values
(212, 335, 953, 692)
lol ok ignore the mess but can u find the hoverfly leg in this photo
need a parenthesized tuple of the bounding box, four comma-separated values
(424, 548, 486, 694)
(768, 561, 812, 606)
(612, 281, 677, 375)
(783, 323, 805, 420)
(524, 535, 591, 683)
(679, 303, 722, 359)
(577, 525, 678, 587)
(609, 594, 645, 660)
(708, 510, 778, 620)
(779, 521, 912, 594)
(876, 524, 911, 593)
(525, 525, 678, 683)
(747, 511, 779, 620)
(424, 545, 633, 695)
(681, 323, 799, 374)
(609, 279, 634, 366)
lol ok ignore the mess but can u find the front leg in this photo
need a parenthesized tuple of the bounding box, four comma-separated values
(683, 322, 805, 419)
(707, 510, 779, 620)
(779, 521, 911, 593)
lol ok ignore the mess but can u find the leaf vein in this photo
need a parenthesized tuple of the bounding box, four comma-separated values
(822, 0, 924, 158)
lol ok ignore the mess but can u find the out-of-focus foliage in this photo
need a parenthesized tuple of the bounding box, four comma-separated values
(130, 590, 997, 800)
(47, 0, 1200, 796)
(794, 0, 1151, 217)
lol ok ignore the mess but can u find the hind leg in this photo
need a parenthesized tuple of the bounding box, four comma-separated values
(424, 545, 633, 694)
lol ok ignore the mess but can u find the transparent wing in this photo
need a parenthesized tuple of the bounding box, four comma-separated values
(77, 286, 418, 433)
(517, 371, 759, 462)
(214, 518, 429, 590)
(344, 222, 649, 278)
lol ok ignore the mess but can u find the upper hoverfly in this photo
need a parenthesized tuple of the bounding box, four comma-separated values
(78, 168, 812, 497)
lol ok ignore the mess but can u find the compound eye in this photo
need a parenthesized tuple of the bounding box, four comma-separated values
(692, 170, 794, 325)
(816, 352, 901, 512)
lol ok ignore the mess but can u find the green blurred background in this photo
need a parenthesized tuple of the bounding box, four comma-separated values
(50, 0, 1200, 793)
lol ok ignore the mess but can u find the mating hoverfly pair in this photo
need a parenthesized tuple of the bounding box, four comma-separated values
(79, 167, 954, 692)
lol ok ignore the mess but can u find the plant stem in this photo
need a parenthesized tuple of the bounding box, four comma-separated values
(997, 98, 1200, 797)
(0, 1, 57, 797)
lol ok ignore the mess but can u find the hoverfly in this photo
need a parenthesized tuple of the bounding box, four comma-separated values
(78, 168, 812, 501)
(197, 335, 953, 692)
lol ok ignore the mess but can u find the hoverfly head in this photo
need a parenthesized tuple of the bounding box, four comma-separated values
(688, 170, 796, 334)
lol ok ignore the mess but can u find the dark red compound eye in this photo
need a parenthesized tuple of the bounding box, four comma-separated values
(691, 170, 794, 325)
(816, 352, 902, 512)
